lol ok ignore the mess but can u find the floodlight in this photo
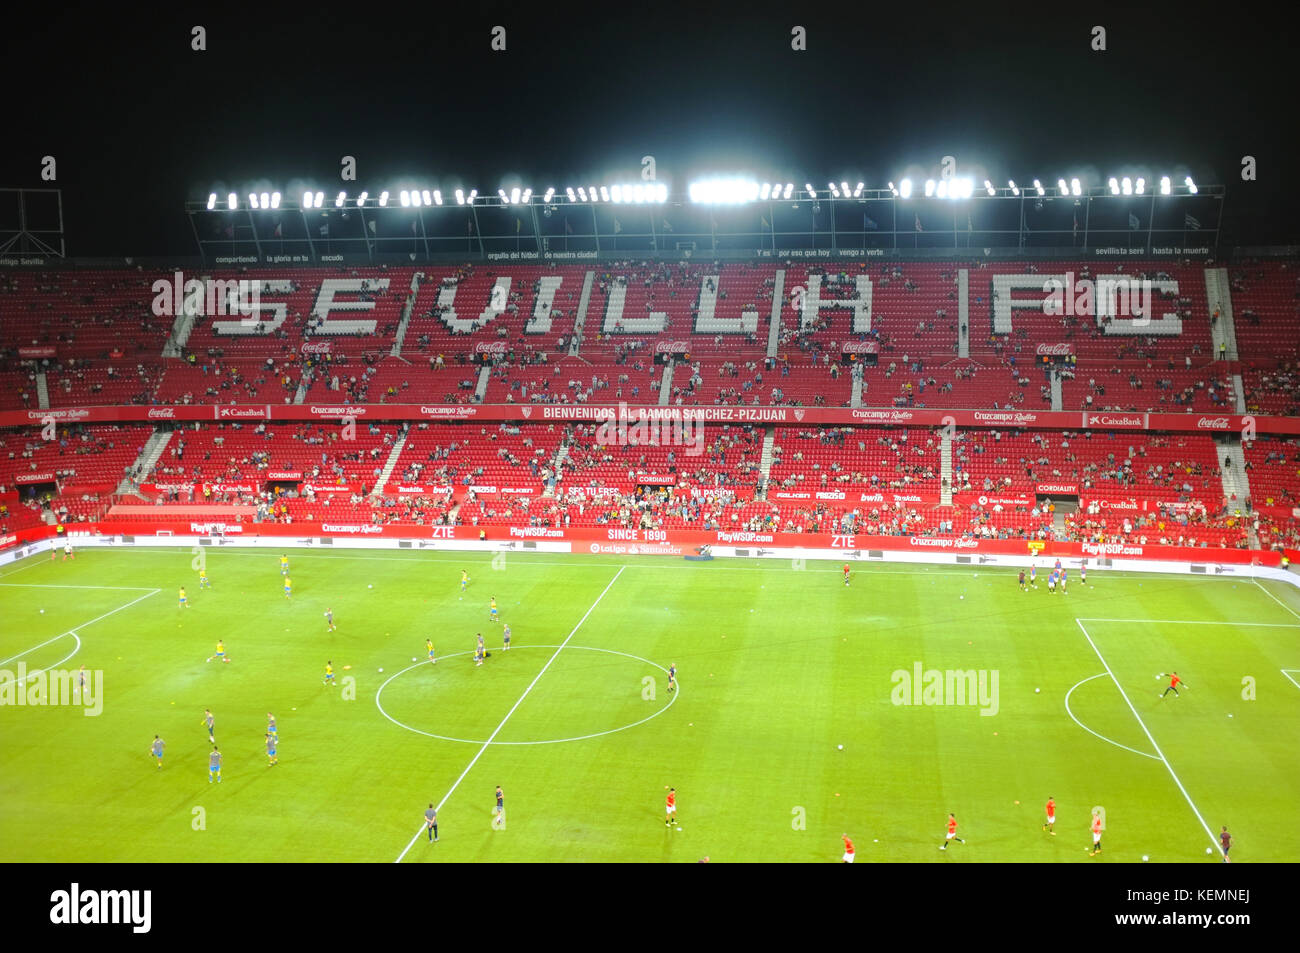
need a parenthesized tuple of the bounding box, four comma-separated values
(249, 193, 260, 209)
(207, 193, 217, 210)
(357, 192, 368, 207)
(924, 179, 935, 197)
(455, 189, 465, 205)
(379, 191, 390, 207)
(336, 191, 346, 208)
(899, 179, 913, 199)
(1185, 176, 1197, 194)
(1160, 176, 1171, 195)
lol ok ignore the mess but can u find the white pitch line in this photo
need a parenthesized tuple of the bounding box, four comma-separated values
(1073, 618, 1221, 855)
(0, 557, 46, 580)
(1076, 617, 1300, 628)
(0, 588, 160, 669)
(375, 644, 678, 745)
(1281, 670, 1300, 692)
(1252, 578, 1300, 621)
(1063, 674, 1161, 761)
(393, 565, 626, 863)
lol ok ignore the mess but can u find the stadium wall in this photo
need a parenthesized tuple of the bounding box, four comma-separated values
(3, 404, 1299, 436)
(4, 522, 1297, 586)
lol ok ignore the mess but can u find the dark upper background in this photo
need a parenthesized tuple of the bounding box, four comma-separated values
(2, 0, 1294, 255)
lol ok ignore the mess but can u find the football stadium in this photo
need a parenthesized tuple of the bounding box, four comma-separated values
(0, 10, 1296, 898)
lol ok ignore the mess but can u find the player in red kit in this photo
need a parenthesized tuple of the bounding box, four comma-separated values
(1220, 826, 1231, 862)
(1158, 671, 1187, 699)
(939, 813, 965, 850)
(665, 787, 678, 829)
(843, 564, 851, 587)
(1042, 797, 1056, 835)
(841, 833, 855, 863)
(1089, 811, 1103, 856)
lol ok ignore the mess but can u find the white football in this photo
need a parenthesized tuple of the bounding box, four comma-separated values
(1034, 688, 1040, 693)
(368, 584, 373, 589)
(837, 744, 843, 750)
(378, 667, 384, 673)
(1206, 847, 1212, 854)
(411, 657, 417, 662)
(1142, 855, 1149, 862)
(39, 609, 44, 614)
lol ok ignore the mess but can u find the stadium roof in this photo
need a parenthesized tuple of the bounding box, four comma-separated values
(3, 3, 1297, 255)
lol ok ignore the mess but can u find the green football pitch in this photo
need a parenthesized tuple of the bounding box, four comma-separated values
(1, 546, 1298, 863)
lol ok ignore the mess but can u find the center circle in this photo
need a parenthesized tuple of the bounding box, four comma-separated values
(375, 645, 679, 745)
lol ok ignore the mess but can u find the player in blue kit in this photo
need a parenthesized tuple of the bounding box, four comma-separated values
(265, 732, 278, 766)
(267, 713, 277, 737)
(502, 624, 511, 651)
(1047, 571, 1057, 593)
(150, 735, 165, 769)
(208, 746, 222, 783)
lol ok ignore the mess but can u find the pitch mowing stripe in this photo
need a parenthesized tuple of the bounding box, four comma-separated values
(1252, 578, 1300, 621)
(1076, 617, 1300, 628)
(0, 583, 161, 591)
(393, 564, 627, 863)
(87, 546, 1299, 584)
(1073, 618, 1222, 856)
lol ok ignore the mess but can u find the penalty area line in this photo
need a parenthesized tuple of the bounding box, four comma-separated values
(1252, 578, 1300, 621)
(393, 564, 627, 863)
(1073, 618, 1220, 856)
(0, 588, 161, 679)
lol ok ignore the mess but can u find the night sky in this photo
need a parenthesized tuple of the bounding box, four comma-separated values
(4, 0, 1295, 255)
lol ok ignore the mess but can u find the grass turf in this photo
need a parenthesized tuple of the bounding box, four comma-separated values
(1, 546, 1297, 862)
